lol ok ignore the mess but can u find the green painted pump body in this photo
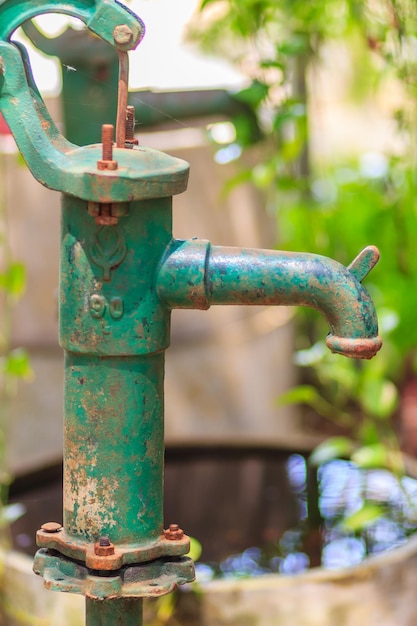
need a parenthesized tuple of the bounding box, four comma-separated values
(0, 0, 382, 621)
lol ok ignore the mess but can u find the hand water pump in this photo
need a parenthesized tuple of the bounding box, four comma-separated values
(0, 2, 382, 623)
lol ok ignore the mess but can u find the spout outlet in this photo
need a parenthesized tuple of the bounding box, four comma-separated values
(156, 240, 382, 360)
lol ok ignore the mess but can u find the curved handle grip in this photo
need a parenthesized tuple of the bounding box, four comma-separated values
(0, 0, 145, 50)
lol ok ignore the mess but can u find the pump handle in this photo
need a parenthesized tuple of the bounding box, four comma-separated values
(0, 0, 152, 200)
(0, 0, 144, 49)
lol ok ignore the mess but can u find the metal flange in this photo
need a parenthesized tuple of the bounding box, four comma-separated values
(34, 549, 195, 600)
(36, 527, 191, 571)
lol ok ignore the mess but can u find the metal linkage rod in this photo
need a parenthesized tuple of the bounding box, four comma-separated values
(116, 50, 129, 148)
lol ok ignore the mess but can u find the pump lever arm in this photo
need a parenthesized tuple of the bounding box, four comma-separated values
(0, 0, 144, 47)
(12, 41, 75, 153)
(0, 0, 144, 194)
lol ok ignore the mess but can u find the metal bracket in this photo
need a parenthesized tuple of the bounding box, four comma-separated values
(34, 549, 195, 600)
(36, 528, 191, 571)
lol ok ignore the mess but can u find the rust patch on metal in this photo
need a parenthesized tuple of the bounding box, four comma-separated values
(36, 528, 191, 571)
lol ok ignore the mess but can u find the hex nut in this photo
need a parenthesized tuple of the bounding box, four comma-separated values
(164, 523, 184, 541)
(113, 25, 134, 45)
(94, 541, 115, 556)
(97, 159, 118, 171)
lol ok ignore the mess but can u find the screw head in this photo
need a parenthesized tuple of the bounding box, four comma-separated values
(41, 522, 62, 533)
(113, 25, 134, 45)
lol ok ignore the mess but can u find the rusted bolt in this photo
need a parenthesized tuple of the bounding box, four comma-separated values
(95, 203, 118, 226)
(94, 536, 115, 556)
(125, 106, 139, 147)
(97, 124, 118, 171)
(164, 523, 184, 541)
(113, 25, 134, 45)
(41, 522, 62, 533)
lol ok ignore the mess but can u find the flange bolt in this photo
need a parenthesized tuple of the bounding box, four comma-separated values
(41, 522, 62, 533)
(94, 536, 115, 556)
(164, 523, 184, 541)
(97, 124, 118, 171)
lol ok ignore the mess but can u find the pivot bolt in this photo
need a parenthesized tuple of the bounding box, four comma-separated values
(41, 522, 62, 533)
(164, 523, 184, 541)
(94, 536, 115, 556)
(97, 124, 118, 171)
(113, 25, 134, 45)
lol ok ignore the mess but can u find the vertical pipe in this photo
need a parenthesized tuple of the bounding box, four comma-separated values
(86, 598, 143, 625)
(60, 195, 172, 546)
(64, 353, 165, 544)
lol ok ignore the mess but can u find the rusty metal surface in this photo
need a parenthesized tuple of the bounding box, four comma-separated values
(34, 548, 194, 600)
(36, 527, 191, 571)
(0, 0, 145, 46)
(156, 240, 382, 359)
(116, 51, 129, 148)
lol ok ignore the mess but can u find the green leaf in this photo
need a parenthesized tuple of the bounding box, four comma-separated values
(187, 536, 203, 562)
(351, 443, 404, 474)
(221, 168, 253, 198)
(4, 348, 33, 380)
(235, 80, 269, 109)
(277, 385, 352, 427)
(342, 503, 384, 532)
(0, 262, 26, 298)
(252, 163, 275, 188)
(351, 443, 387, 469)
(277, 385, 321, 407)
(200, 0, 218, 9)
(277, 35, 309, 57)
(309, 437, 356, 466)
(360, 379, 398, 419)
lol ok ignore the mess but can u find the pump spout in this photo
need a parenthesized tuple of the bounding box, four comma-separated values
(156, 240, 382, 359)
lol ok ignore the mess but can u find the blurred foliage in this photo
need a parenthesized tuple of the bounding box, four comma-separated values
(190, 0, 417, 533)
(0, 155, 32, 546)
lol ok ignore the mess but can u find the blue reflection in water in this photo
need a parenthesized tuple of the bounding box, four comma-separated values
(319, 460, 363, 519)
(200, 455, 417, 579)
(322, 537, 366, 569)
(280, 552, 310, 574)
(220, 547, 270, 578)
(287, 454, 307, 492)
